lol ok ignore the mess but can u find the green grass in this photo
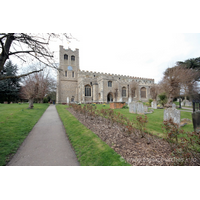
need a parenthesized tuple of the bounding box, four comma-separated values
(56, 104, 131, 166)
(0, 103, 49, 166)
(94, 104, 194, 138)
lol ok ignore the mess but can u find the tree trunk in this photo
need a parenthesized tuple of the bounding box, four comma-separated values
(165, 94, 173, 108)
(29, 98, 34, 109)
(0, 33, 14, 71)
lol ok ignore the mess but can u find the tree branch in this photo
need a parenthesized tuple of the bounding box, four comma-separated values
(0, 69, 44, 80)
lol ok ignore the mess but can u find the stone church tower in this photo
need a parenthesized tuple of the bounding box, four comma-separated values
(56, 46, 79, 103)
(56, 46, 154, 104)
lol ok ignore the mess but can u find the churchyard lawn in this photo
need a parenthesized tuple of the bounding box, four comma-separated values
(0, 103, 49, 166)
(94, 103, 194, 139)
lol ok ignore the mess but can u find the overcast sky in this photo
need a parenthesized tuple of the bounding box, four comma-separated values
(45, 0, 200, 84)
(5, 0, 200, 84)
(54, 33, 200, 83)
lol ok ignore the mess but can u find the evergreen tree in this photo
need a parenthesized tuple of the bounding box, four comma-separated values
(0, 60, 21, 103)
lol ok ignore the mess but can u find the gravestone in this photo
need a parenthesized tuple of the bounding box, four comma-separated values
(164, 107, 180, 126)
(144, 105, 148, 113)
(137, 102, 144, 114)
(129, 101, 137, 113)
(185, 100, 192, 106)
(181, 102, 184, 106)
(67, 97, 69, 104)
(129, 101, 144, 114)
(172, 103, 176, 109)
(151, 100, 157, 109)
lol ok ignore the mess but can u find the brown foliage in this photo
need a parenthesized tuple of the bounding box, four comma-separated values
(159, 66, 198, 106)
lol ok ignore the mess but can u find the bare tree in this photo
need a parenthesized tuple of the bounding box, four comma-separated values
(113, 81, 119, 102)
(0, 33, 72, 80)
(159, 66, 198, 107)
(21, 70, 52, 108)
(150, 84, 160, 100)
(129, 80, 139, 101)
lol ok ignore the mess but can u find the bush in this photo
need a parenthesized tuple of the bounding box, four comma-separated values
(43, 97, 48, 103)
(122, 105, 128, 109)
(158, 93, 167, 107)
(148, 99, 153, 105)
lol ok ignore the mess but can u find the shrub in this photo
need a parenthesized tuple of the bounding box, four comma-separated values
(43, 97, 48, 103)
(162, 119, 200, 165)
(148, 99, 153, 105)
(158, 93, 167, 107)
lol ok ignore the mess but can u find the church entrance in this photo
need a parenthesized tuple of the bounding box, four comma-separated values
(107, 92, 113, 102)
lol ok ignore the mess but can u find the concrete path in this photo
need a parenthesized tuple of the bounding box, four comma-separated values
(7, 105, 79, 166)
(180, 106, 193, 113)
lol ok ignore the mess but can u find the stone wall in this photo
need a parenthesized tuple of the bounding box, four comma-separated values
(57, 46, 155, 104)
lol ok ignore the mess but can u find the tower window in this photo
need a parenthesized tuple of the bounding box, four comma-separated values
(85, 85, 91, 96)
(65, 71, 67, 77)
(108, 81, 112, 87)
(64, 54, 68, 60)
(71, 55, 75, 61)
(122, 87, 126, 97)
(72, 71, 75, 78)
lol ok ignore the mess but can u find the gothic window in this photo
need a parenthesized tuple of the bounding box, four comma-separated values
(85, 85, 91, 96)
(122, 87, 126, 97)
(72, 71, 75, 78)
(64, 54, 68, 60)
(108, 81, 112, 87)
(141, 87, 147, 98)
(71, 55, 75, 61)
(65, 71, 67, 77)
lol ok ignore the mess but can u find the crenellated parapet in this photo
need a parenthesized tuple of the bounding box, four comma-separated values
(78, 69, 154, 84)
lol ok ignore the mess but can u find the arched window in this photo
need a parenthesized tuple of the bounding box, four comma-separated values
(71, 55, 75, 61)
(64, 54, 68, 60)
(85, 85, 91, 96)
(65, 71, 67, 77)
(122, 87, 126, 97)
(141, 87, 147, 98)
(72, 71, 75, 78)
(108, 81, 112, 87)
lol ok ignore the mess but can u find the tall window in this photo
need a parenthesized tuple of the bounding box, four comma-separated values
(64, 54, 68, 60)
(72, 71, 75, 78)
(71, 55, 75, 61)
(141, 87, 147, 98)
(65, 71, 67, 77)
(85, 85, 91, 96)
(108, 81, 112, 87)
(122, 87, 126, 97)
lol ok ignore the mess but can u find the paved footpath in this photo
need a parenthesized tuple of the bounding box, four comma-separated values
(7, 105, 79, 166)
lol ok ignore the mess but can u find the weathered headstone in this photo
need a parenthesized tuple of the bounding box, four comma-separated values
(181, 102, 185, 106)
(164, 108, 180, 126)
(144, 105, 148, 113)
(129, 101, 145, 114)
(172, 103, 176, 109)
(151, 100, 157, 109)
(185, 100, 192, 106)
(129, 101, 137, 113)
(137, 102, 144, 114)
(67, 97, 69, 104)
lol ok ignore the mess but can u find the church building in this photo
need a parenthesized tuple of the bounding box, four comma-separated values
(56, 46, 154, 104)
